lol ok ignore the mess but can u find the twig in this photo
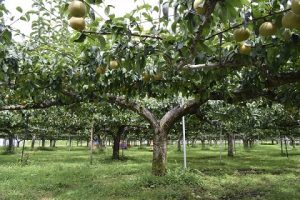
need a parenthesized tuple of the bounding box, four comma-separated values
(204, 8, 290, 41)
(83, 30, 163, 40)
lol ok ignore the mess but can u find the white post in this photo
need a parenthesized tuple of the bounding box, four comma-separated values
(90, 123, 94, 165)
(182, 98, 187, 169)
(219, 123, 222, 162)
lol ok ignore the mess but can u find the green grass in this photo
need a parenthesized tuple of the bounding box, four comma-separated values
(0, 143, 299, 200)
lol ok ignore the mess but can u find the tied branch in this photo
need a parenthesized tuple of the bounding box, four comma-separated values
(204, 8, 291, 41)
(83, 30, 163, 40)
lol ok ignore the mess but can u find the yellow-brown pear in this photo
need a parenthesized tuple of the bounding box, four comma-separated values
(69, 17, 85, 31)
(68, 0, 86, 17)
(259, 22, 276, 37)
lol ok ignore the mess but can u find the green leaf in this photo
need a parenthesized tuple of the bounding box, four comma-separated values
(74, 33, 87, 43)
(105, 5, 114, 15)
(1, 29, 12, 43)
(16, 6, 23, 13)
(97, 35, 106, 48)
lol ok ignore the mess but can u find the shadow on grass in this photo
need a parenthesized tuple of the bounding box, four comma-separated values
(1, 150, 16, 155)
(35, 147, 56, 151)
(101, 155, 150, 164)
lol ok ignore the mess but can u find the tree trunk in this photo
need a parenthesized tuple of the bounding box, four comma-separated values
(177, 138, 181, 152)
(112, 125, 126, 160)
(139, 138, 143, 149)
(52, 139, 56, 147)
(290, 137, 295, 148)
(103, 136, 107, 148)
(192, 138, 196, 147)
(41, 137, 45, 147)
(99, 137, 103, 147)
(152, 127, 167, 176)
(31, 134, 36, 149)
(243, 139, 249, 149)
(280, 136, 284, 155)
(227, 133, 234, 157)
(50, 139, 53, 147)
(177, 133, 182, 152)
(249, 139, 254, 148)
(17, 140, 21, 148)
(127, 139, 131, 147)
(6, 134, 14, 152)
(201, 139, 205, 150)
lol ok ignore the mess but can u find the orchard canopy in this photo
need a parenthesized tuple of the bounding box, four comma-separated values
(0, 0, 299, 176)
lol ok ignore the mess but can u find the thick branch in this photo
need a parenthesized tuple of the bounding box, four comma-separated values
(160, 99, 205, 131)
(207, 70, 300, 103)
(183, 61, 245, 70)
(0, 99, 68, 111)
(266, 71, 300, 88)
(107, 96, 159, 128)
(177, 0, 220, 69)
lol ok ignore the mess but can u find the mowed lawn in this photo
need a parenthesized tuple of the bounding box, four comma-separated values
(0, 143, 300, 200)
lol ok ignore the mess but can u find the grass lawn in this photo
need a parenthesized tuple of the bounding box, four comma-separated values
(0, 143, 299, 200)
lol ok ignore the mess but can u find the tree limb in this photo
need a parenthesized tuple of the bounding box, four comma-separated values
(107, 96, 159, 129)
(160, 99, 205, 132)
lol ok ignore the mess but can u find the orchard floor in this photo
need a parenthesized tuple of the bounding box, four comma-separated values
(0, 143, 300, 200)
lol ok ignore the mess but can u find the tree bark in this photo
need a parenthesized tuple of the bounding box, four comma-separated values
(31, 134, 36, 149)
(177, 139, 181, 152)
(112, 125, 126, 160)
(41, 137, 45, 148)
(152, 126, 167, 176)
(227, 133, 234, 157)
(6, 134, 14, 152)
(49, 139, 56, 147)
(290, 137, 295, 148)
(139, 138, 143, 149)
(243, 138, 249, 149)
(17, 140, 21, 148)
(192, 138, 196, 147)
(201, 139, 205, 150)
(3, 138, 6, 147)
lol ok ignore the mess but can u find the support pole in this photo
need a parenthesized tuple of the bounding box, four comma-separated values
(181, 98, 187, 169)
(219, 123, 222, 162)
(90, 123, 94, 165)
